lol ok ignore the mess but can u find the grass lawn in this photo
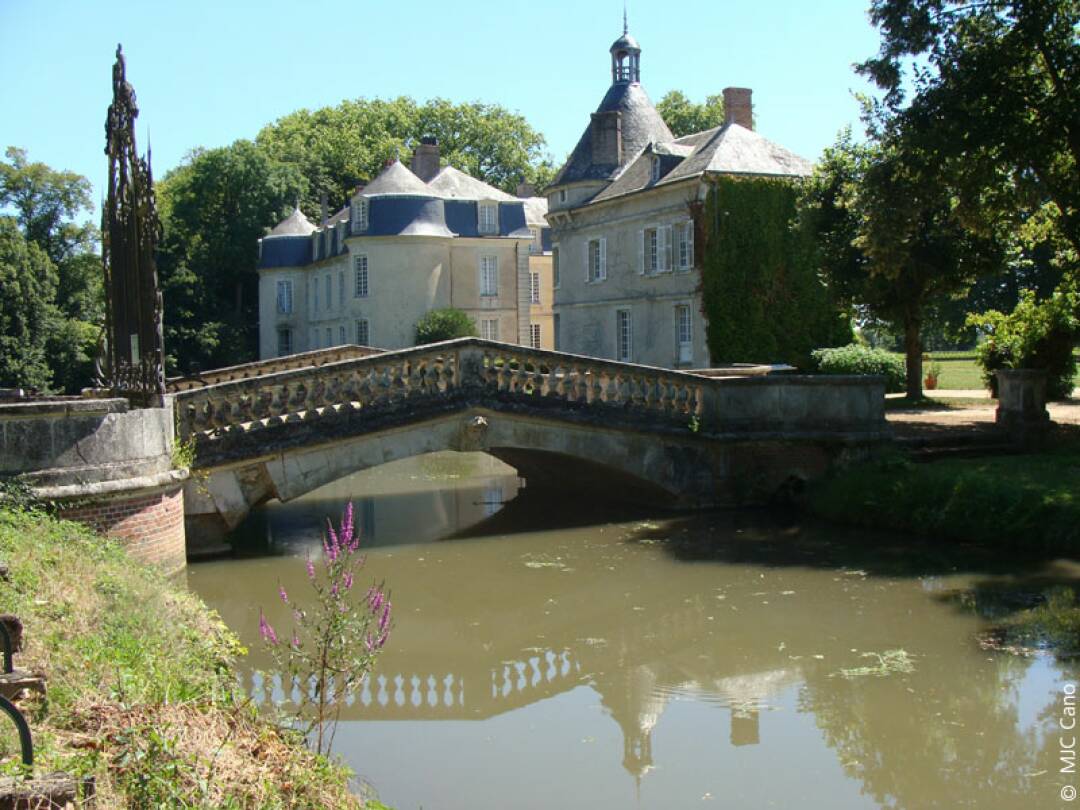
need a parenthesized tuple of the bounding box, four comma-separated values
(896, 350, 1080, 392)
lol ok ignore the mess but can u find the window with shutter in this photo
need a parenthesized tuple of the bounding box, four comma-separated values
(276, 280, 293, 314)
(480, 256, 498, 296)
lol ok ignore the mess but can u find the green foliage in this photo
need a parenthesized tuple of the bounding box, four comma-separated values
(415, 307, 478, 345)
(656, 91, 726, 138)
(968, 287, 1079, 399)
(255, 96, 553, 207)
(807, 443, 1080, 552)
(810, 344, 906, 393)
(859, 0, 1080, 256)
(156, 141, 306, 374)
(0, 217, 56, 389)
(700, 177, 852, 367)
(1, 147, 103, 393)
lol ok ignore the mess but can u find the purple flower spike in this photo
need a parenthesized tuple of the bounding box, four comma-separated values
(378, 600, 392, 634)
(343, 571, 354, 591)
(278, 585, 288, 604)
(306, 558, 316, 581)
(259, 611, 278, 645)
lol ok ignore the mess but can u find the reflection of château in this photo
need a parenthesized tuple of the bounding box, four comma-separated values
(248, 578, 804, 781)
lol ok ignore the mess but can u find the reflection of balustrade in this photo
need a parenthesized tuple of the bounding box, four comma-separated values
(174, 338, 709, 446)
(244, 648, 581, 719)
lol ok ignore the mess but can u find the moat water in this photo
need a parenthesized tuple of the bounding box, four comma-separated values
(187, 452, 1077, 809)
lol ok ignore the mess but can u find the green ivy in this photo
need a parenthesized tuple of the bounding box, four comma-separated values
(699, 177, 851, 367)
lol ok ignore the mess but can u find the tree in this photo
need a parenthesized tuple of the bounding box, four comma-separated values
(656, 91, 726, 138)
(800, 129, 1001, 398)
(156, 141, 306, 374)
(255, 97, 553, 208)
(859, 0, 1080, 257)
(415, 308, 478, 345)
(0, 218, 56, 390)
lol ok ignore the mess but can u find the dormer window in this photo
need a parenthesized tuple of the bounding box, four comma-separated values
(478, 202, 498, 235)
(352, 198, 369, 233)
(651, 156, 662, 183)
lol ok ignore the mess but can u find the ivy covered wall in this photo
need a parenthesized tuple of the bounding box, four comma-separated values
(699, 177, 851, 367)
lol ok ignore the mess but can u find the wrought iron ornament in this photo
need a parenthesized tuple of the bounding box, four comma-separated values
(98, 44, 166, 406)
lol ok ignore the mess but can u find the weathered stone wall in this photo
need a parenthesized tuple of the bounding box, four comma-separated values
(0, 396, 187, 571)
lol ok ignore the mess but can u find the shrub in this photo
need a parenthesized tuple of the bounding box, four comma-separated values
(414, 308, 477, 344)
(968, 288, 1079, 400)
(810, 344, 906, 393)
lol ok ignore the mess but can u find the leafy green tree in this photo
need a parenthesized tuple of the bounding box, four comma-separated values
(859, 0, 1080, 257)
(414, 308, 478, 345)
(255, 97, 553, 208)
(0, 218, 56, 389)
(156, 141, 306, 375)
(656, 91, 726, 138)
(800, 129, 1001, 398)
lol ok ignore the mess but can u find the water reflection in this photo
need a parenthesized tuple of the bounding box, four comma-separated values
(187, 452, 1077, 810)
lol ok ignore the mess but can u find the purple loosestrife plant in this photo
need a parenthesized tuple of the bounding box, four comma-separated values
(259, 502, 392, 756)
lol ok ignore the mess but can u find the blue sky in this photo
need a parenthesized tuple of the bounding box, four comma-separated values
(0, 0, 880, 207)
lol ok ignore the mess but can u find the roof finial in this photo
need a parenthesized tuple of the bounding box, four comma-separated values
(623, 2, 628, 35)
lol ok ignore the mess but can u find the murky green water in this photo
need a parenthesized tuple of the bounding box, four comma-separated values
(187, 452, 1077, 809)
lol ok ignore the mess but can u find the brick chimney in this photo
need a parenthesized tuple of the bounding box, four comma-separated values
(410, 137, 440, 182)
(723, 87, 753, 130)
(590, 111, 623, 166)
(516, 181, 536, 198)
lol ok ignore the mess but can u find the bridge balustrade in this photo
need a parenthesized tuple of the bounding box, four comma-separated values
(174, 339, 707, 445)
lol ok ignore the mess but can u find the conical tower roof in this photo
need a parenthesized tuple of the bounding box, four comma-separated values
(361, 160, 440, 197)
(268, 206, 316, 237)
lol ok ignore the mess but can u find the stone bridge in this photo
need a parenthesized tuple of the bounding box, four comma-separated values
(174, 338, 888, 545)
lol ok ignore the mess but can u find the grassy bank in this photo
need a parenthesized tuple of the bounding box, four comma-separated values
(806, 445, 1080, 553)
(0, 507, 388, 808)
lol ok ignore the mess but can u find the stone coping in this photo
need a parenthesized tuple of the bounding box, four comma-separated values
(0, 397, 129, 418)
(32, 468, 189, 501)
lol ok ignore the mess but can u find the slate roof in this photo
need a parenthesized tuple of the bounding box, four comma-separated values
(521, 196, 549, 227)
(590, 123, 814, 205)
(361, 160, 439, 197)
(267, 207, 316, 237)
(428, 166, 516, 201)
(550, 81, 673, 186)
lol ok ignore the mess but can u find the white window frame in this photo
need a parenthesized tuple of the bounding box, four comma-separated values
(479, 255, 498, 297)
(352, 198, 369, 232)
(530, 272, 541, 305)
(480, 318, 499, 341)
(356, 318, 370, 346)
(354, 255, 369, 298)
(586, 237, 607, 283)
(276, 279, 293, 314)
(276, 327, 292, 357)
(616, 309, 632, 363)
(639, 225, 673, 274)
(675, 304, 693, 364)
(529, 323, 541, 349)
(478, 202, 499, 235)
(676, 221, 694, 271)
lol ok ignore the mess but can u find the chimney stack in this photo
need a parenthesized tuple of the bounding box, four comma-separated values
(723, 87, 753, 130)
(411, 137, 441, 182)
(590, 111, 623, 166)
(516, 181, 536, 198)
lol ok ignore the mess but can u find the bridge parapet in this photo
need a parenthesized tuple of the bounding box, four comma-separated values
(175, 338, 711, 447)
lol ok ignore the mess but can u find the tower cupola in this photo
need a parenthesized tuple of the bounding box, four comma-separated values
(610, 15, 641, 84)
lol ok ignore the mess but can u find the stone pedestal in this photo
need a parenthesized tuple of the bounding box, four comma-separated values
(995, 369, 1050, 444)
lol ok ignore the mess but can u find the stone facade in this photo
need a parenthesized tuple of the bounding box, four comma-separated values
(546, 27, 812, 369)
(257, 144, 552, 359)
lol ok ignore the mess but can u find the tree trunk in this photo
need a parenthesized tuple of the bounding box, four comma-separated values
(904, 313, 923, 400)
